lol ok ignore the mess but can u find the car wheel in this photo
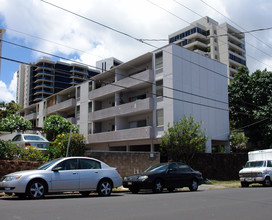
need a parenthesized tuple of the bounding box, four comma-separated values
(189, 179, 198, 191)
(80, 191, 91, 197)
(167, 187, 175, 192)
(152, 179, 163, 193)
(129, 187, 139, 194)
(97, 179, 112, 196)
(263, 177, 271, 187)
(241, 182, 249, 187)
(26, 180, 46, 199)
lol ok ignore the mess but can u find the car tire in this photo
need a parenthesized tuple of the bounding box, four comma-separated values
(80, 191, 91, 197)
(152, 179, 164, 193)
(189, 179, 198, 191)
(129, 187, 139, 194)
(167, 187, 175, 192)
(241, 182, 249, 187)
(263, 177, 271, 187)
(97, 179, 112, 196)
(26, 180, 46, 199)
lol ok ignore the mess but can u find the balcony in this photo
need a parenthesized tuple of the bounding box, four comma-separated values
(47, 98, 76, 114)
(34, 89, 53, 96)
(35, 65, 54, 71)
(25, 112, 37, 121)
(34, 77, 53, 83)
(34, 83, 53, 89)
(89, 98, 153, 121)
(90, 69, 153, 100)
(88, 126, 153, 143)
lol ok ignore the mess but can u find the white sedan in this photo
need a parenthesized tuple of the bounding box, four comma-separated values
(0, 157, 122, 199)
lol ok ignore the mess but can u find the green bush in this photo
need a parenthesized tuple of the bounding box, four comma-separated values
(48, 133, 86, 159)
(19, 146, 46, 161)
(0, 140, 20, 159)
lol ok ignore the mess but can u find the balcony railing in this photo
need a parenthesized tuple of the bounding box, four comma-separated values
(47, 98, 76, 114)
(89, 98, 153, 121)
(88, 126, 153, 143)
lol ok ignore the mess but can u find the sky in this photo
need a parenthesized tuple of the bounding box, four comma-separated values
(0, 0, 271, 103)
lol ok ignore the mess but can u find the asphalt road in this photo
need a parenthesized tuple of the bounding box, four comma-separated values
(0, 187, 271, 220)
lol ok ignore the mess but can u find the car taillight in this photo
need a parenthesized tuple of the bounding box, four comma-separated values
(25, 142, 31, 146)
(116, 168, 120, 174)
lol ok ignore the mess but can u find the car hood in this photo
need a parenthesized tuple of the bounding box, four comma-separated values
(239, 167, 266, 173)
(125, 171, 160, 180)
(5, 169, 47, 177)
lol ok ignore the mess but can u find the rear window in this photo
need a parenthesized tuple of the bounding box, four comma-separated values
(24, 135, 46, 141)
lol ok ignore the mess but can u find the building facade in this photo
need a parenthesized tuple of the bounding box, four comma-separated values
(0, 28, 5, 75)
(17, 57, 100, 108)
(169, 16, 246, 80)
(19, 44, 229, 153)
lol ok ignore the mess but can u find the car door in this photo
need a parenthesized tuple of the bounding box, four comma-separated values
(165, 163, 179, 188)
(78, 158, 102, 190)
(51, 158, 80, 191)
(177, 163, 194, 187)
(11, 135, 23, 147)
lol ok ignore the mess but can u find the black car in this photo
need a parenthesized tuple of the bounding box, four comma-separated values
(123, 162, 203, 193)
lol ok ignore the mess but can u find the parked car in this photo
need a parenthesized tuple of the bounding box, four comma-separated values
(11, 134, 51, 152)
(123, 162, 203, 193)
(0, 157, 122, 199)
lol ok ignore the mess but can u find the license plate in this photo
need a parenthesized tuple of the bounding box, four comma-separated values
(128, 182, 132, 185)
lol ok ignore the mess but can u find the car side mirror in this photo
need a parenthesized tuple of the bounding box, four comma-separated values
(52, 166, 62, 172)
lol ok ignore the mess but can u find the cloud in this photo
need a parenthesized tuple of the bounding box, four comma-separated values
(0, 71, 17, 102)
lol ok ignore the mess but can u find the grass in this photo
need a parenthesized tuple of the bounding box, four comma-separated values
(207, 180, 241, 188)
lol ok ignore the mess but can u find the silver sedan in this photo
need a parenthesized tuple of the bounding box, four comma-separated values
(0, 157, 122, 199)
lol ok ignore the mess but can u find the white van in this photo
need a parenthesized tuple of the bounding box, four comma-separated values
(239, 149, 272, 187)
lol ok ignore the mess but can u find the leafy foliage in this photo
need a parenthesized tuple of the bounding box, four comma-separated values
(0, 114, 32, 133)
(19, 146, 46, 161)
(161, 115, 208, 164)
(0, 140, 20, 159)
(0, 101, 22, 120)
(229, 67, 272, 148)
(230, 130, 248, 153)
(0, 140, 45, 161)
(43, 115, 79, 141)
(47, 133, 86, 159)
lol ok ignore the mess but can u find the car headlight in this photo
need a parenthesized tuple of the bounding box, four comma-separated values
(138, 175, 148, 181)
(124, 177, 128, 181)
(2, 175, 21, 182)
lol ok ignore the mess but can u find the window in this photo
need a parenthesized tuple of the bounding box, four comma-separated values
(76, 105, 80, 120)
(267, 161, 272, 167)
(155, 52, 163, 69)
(55, 159, 78, 170)
(177, 163, 192, 172)
(156, 80, 163, 97)
(79, 159, 101, 169)
(88, 122, 92, 134)
(89, 82, 93, 92)
(76, 87, 80, 99)
(156, 109, 164, 126)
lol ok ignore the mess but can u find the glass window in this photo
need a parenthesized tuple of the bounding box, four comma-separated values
(76, 87, 80, 99)
(156, 109, 164, 126)
(89, 82, 93, 92)
(76, 105, 80, 120)
(155, 52, 163, 69)
(79, 159, 101, 169)
(88, 122, 92, 134)
(267, 161, 272, 167)
(55, 159, 78, 170)
(156, 80, 163, 97)
(177, 163, 192, 172)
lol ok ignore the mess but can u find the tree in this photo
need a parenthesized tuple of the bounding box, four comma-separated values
(0, 101, 22, 120)
(230, 130, 248, 153)
(229, 66, 272, 149)
(161, 115, 208, 164)
(0, 114, 32, 133)
(43, 115, 79, 141)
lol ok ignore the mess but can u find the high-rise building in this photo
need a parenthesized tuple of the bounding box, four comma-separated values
(0, 29, 6, 75)
(169, 16, 246, 80)
(17, 57, 100, 107)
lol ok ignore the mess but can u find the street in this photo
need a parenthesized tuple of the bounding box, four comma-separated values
(0, 187, 272, 220)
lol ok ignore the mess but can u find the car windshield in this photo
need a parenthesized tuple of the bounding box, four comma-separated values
(24, 135, 46, 141)
(144, 164, 168, 173)
(245, 161, 266, 168)
(37, 158, 63, 170)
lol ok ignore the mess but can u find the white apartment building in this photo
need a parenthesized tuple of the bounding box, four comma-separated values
(19, 44, 229, 153)
(0, 29, 5, 74)
(169, 16, 246, 80)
